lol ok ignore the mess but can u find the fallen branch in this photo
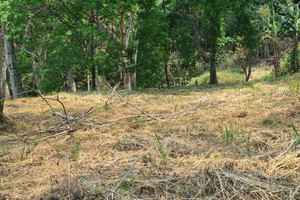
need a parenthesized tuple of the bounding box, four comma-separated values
(46, 95, 71, 128)
(0, 90, 34, 102)
(52, 112, 74, 120)
(99, 114, 145, 124)
(24, 86, 66, 127)
(113, 152, 142, 192)
(31, 129, 74, 143)
(116, 94, 162, 121)
(103, 82, 161, 121)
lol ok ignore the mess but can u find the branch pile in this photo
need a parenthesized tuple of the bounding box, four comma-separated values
(15, 85, 200, 144)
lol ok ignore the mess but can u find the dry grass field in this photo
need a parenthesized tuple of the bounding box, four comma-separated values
(0, 71, 299, 199)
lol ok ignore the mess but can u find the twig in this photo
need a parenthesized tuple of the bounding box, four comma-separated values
(116, 94, 161, 121)
(84, 84, 119, 117)
(45, 95, 71, 128)
(52, 112, 74, 120)
(24, 86, 66, 127)
(31, 129, 73, 143)
(0, 90, 34, 102)
(290, 184, 300, 199)
(72, 106, 94, 124)
(113, 152, 142, 192)
(99, 114, 145, 124)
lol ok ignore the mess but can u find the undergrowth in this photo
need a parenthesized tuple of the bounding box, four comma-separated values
(188, 70, 244, 86)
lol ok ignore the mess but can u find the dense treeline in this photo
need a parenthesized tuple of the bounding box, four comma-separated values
(0, 0, 299, 100)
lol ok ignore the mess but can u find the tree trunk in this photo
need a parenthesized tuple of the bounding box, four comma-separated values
(210, 41, 218, 84)
(95, 67, 100, 89)
(0, 27, 9, 98)
(66, 68, 77, 92)
(0, 64, 9, 98)
(0, 20, 9, 125)
(291, 34, 298, 73)
(244, 65, 252, 82)
(88, 9, 100, 91)
(209, 10, 219, 85)
(263, 43, 270, 59)
(87, 68, 90, 91)
(130, 73, 136, 90)
(273, 41, 281, 76)
(4, 33, 24, 99)
(90, 42, 96, 90)
(90, 43, 100, 90)
(119, 9, 135, 90)
(165, 63, 170, 88)
(31, 54, 42, 91)
(0, 24, 5, 123)
(130, 39, 138, 90)
(175, 57, 182, 86)
(193, 9, 201, 50)
(0, 101, 4, 125)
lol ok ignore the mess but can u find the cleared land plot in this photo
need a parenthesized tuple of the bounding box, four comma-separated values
(0, 73, 300, 199)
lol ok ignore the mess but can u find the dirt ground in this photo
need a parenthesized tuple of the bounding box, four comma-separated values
(0, 70, 299, 199)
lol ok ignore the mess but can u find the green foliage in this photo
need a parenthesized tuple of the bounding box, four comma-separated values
(290, 120, 299, 138)
(70, 144, 80, 161)
(119, 175, 136, 191)
(155, 131, 167, 163)
(219, 122, 236, 144)
(287, 75, 300, 95)
(136, 7, 170, 87)
(290, 120, 300, 146)
(280, 52, 292, 74)
(0, 0, 290, 92)
(279, 0, 300, 36)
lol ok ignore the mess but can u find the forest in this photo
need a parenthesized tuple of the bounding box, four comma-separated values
(0, 0, 300, 199)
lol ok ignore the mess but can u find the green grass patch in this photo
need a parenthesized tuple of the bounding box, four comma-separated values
(188, 70, 244, 86)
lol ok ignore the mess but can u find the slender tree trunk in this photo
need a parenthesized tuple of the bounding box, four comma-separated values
(119, 9, 130, 89)
(66, 68, 76, 92)
(91, 65, 96, 90)
(4, 32, 24, 99)
(193, 9, 201, 50)
(175, 57, 182, 86)
(130, 40, 138, 90)
(95, 67, 100, 89)
(291, 34, 298, 73)
(209, 9, 219, 85)
(119, 10, 134, 90)
(210, 41, 218, 84)
(0, 64, 9, 97)
(266, 43, 269, 58)
(87, 68, 90, 91)
(0, 101, 4, 125)
(263, 43, 270, 59)
(90, 43, 100, 90)
(247, 66, 251, 82)
(130, 73, 136, 90)
(0, 27, 9, 98)
(88, 9, 100, 91)
(0, 22, 5, 123)
(244, 66, 252, 82)
(165, 63, 170, 88)
(274, 41, 281, 76)
(0, 20, 9, 125)
(31, 54, 42, 91)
